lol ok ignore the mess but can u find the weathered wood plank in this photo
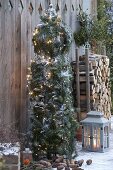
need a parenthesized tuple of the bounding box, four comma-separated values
(85, 47, 90, 112)
(2, 0, 11, 125)
(14, 0, 21, 130)
(75, 48, 80, 121)
(0, 0, 5, 124)
(7, 0, 16, 126)
(20, 0, 27, 132)
(35, 0, 41, 25)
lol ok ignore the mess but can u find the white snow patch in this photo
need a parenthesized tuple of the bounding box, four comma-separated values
(0, 143, 20, 156)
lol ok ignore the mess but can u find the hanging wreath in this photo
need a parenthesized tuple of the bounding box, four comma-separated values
(73, 10, 90, 47)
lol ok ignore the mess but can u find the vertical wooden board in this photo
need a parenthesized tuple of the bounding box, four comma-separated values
(50, 0, 56, 8)
(0, 0, 5, 124)
(68, 0, 73, 61)
(67, 0, 71, 27)
(31, 0, 36, 60)
(25, 0, 35, 131)
(14, 0, 21, 130)
(5, 0, 15, 125)
(79, 0, 83, 8)
(2, 0, 11, 126)
(9, 0, 16, 127)
(61, 0, 67, 23)
(72, 0, 77, 30)
(76, 48, 80, 121)
(85, 48, 90, 112)
(27, 0, 36, 130)
(41, 0, 46, 14)
(0, 0, 15, 127)
(0, 1, 1, 124)
(44, 0, 49, 10)
(56, 0, 61, 16)
(71, 0, 77, 61)
(5, 0, 16, 128)
(20, 0, 27, 132)
(76, 0, 80, 11)
(63, 0, 72, 60)
(26, 0, 33, 65)
(35, 0, 41, 25)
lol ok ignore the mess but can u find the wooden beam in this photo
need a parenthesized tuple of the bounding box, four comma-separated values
(75, 48, 80, 121)
(85, 46, 90, 112)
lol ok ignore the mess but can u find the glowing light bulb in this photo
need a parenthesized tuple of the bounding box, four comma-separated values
(49, 57, 51, 60)
(40, 85, 43, 89)
(47, 40, 52, 44)
(27, 75, 31, 78)
(34, 41, 37, 46)
(49, 16, 52, 20)
(27, 74, 32, 81)
(35, 29, 39, 34)
(33, 32, 36, 36)
(31, 59, 35, 63)
(59, 32, 64, 35)
(29, 91, 33, 95)
(27, 81, 30, 84)
(47, 72, 51, 78)
(42, 56, 45, 60)
(28, 67, 31, 70)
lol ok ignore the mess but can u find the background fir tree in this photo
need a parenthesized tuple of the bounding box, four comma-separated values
(27, 4, 78, 161)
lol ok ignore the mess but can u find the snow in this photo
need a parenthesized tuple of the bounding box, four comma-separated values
(76, 117, 113, 170)
(0, 142, 20, 156)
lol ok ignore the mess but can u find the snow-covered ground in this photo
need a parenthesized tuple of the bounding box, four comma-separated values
(76, 117, 113, 170)
(0, 142, 20, 156)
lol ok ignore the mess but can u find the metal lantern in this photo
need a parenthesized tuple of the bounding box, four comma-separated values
(81, 111, 109, 152)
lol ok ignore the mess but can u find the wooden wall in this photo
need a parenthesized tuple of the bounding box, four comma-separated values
(0, 0, 95, 133)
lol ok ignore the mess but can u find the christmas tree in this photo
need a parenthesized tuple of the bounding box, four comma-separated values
(27, 4, 78, 161)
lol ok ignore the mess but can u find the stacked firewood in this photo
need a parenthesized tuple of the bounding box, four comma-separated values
(72, 54, 111, 120)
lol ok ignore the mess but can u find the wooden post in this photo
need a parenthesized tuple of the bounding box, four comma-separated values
(85, 44, 90, 112)
(76, 48, 80, 121)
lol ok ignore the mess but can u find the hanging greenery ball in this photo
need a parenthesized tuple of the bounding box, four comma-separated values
(32, 4, 72, 57)
(74, 27, 89, 46)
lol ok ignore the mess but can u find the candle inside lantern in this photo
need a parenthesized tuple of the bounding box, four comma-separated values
(93, 138, 97, 149)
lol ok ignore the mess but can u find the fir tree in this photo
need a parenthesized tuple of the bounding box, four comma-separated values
(27, 4, 78, 161)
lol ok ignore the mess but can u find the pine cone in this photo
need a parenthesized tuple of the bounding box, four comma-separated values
(77, 159, 84, 167)
(57, 165, 65, 170)
(86, 159, 92, 165)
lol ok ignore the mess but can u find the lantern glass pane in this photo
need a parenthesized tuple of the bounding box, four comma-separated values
(84, 126, 91, 149)
(84, 126, 90, 136)
(93, 126, 100, 150)
(104, 126, 108, 148)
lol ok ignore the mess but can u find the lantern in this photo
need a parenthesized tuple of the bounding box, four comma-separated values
(81, 111, 109, 152)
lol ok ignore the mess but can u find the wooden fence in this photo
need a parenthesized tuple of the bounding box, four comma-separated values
(0, 0, 84, 133)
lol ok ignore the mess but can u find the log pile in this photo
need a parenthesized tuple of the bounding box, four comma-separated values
(72, 54, 111, 120)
